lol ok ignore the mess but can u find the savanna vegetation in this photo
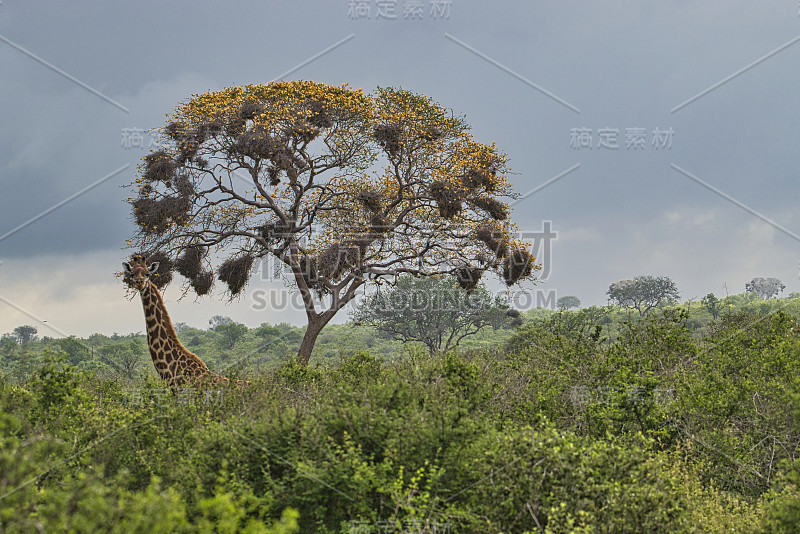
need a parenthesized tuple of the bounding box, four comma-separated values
(2, 285, 800, 532)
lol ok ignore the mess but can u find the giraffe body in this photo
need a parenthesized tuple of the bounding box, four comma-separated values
(123, 256, 242, 388)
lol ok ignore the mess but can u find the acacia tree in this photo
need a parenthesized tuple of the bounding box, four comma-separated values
(352, 275, 514, 355)
(745, 277, 785, 299)
(126, 81, 537, 365)
(607, 276, 679, 317)
(556, 295, 581, 311)
(12, 325, 37, 344)
(208, 315, 233, 330)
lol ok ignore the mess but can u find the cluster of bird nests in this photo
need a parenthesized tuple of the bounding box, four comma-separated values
(417, 126, 443, 142)
(427, 178, 508, 222)
(297, 255, 318, 281)
(316, 242, 362, 280)
(234, 125, 282, 160)
(373, 123, 442, 157)
(470, 196, 508, 221)
(502, 249, 533, 286)
(218, 254, 255, 296)
(238, 101, 263, 121)
(373, 124, 403, 157)
(142, 150, 197, 195)
(132, 196, 192, 236)
(369, 213, 391, 234)
(164, 120, 221, 164)
(357, 189, 383, 213)
(294, 256, 329, 298)
(429, 180, 463, 219)
(230, 124, 305, 184)
(475, 223, 509, 259)
(355, 191, 392, 235)
(255, 221, 291, 246)
(143, 150, 177, 183)
(459, 150, 500, 192)
(460, 165, 498, 192)
(224, 101, 263, 136)
(284, 116, 320, 144)
(173, 247, 214, 296)
(306, 101, 333, 129)
(473, 223, 533, 286)
(135, 149, 199, 236)
(167, 118, 223, 140)
(454, 267, 484, 292)
(172, 171, 195, 198)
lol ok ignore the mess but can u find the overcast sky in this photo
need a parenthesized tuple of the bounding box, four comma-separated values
(1, 0, 799, 337)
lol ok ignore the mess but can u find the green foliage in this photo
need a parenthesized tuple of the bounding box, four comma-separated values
(352, 275, 512, 355)
(745, 277, 785, 299)
(3, 293, 800, 530)
(556, 294, 581, 311)
(215, 322, 250, 350)
(12, 324, 38, 344)
(701, 293, 720, 319)
(607, 275, 680, 316)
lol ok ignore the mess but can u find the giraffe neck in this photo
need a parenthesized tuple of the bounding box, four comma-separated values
(140, 281, 210, 385)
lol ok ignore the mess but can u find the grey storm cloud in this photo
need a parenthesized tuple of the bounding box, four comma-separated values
(1, 0, 799, 334)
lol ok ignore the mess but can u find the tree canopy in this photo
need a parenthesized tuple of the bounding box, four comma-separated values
(351, 274, 513, 355)
(126, 81, 538, 364)
(745, 277, 785, 299)
(556, 295, 581, 311)
(11, 325, 38, 344)
(607, 276, 679, 317)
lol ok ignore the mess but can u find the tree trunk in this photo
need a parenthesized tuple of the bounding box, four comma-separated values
(296, 315, 329, 367)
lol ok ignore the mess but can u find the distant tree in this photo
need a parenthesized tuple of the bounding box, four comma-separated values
(126, 81, 537, 366)
(208, 315, 234, 330)
(12, 325, 38, 344)
(701, 293, 720, 319)
(607, 276, 679, 317)
(255, 323, 281, 340)
(556, 296, 581, 311)
(215, 322, 249, 350)
(173, 322, 190, 333)
(352, 275, 512, 355)
(745, 277, 785, 299)
(252, 323, 285, 352)
(58, 336, 91, 366)
(101, 340, 146, 379)
(274, 323, 304, 347)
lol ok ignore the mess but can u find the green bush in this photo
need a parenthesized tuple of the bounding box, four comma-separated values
(1, 305, 798, 531)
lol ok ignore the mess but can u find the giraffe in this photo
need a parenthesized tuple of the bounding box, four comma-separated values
(122, 255, 246, 388)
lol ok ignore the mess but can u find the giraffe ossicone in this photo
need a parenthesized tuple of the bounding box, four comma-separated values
(123, 254, 248, 389)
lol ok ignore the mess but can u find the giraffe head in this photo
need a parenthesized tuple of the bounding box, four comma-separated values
(122, 255, 160, 292)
